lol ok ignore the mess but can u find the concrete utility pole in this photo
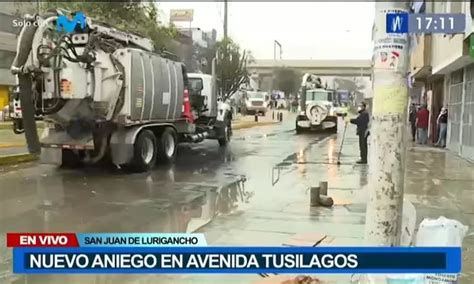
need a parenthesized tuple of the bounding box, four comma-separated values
(364, 1, 410, 246)
(224, 0, 228, 38)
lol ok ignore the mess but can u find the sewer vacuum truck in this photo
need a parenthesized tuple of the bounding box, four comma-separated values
(295, 73, 339, 134)
(11, 10, 232, 172)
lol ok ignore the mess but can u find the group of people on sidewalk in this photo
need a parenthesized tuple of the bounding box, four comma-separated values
(346, 101, 449, 166)
(409, 104, 448, 148)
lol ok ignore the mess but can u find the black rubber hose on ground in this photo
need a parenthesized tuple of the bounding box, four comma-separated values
(12, 24, 41, 154)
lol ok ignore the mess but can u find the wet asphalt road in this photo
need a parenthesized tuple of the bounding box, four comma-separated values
(0, 114, 334, 283)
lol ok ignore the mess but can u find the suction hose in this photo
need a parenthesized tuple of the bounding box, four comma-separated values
(11, 12, 56, 154)
(12, 23, 41, 154)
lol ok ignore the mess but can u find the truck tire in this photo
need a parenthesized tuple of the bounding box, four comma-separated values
(296, 124, 303, 134)
(12, 119, 24, 134)
(157, 127, 177, 163)
(218, 118, 232, 147)
(61, 149, 83, 168)
(295, 119, 304, 134)
(128, 129, 157, 172)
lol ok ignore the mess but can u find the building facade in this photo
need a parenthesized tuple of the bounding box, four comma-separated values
(409, 1, 474, 161)
(176, 28, 217, 74)
(0, 3, 36, 111)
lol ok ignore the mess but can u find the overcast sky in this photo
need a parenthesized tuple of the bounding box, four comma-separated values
(158, 2, 375, 60)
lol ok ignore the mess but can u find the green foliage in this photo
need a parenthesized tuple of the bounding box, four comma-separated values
(273, 68, 301, 96)
(334, 77, 366, 92)
(215, 38, 250, 100)
(40, 1, 177, 52)
(189, 43, 216, 74)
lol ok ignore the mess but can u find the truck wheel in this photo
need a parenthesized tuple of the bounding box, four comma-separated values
(296, 125, 303, 134)
(218, 119, 232, 147)
(61, 149, 83, 168)
(12, 119, 24, 134)
(296, 121, 304, 134)
(157, 127, 178, 163)
(128, 129, 157, 172)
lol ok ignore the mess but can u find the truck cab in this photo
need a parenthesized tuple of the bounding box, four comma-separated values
(187, 73, 216, 118)
(296, 88, 338, 133)
(240, 91, 268, 116)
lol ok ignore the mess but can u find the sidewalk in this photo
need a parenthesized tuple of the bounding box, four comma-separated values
(232, 109, 285, 129)
(191, 123, 474, 283)
(0, 128, 36, 166)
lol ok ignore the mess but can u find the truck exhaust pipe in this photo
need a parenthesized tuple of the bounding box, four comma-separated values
(12, 21, 41, 154)
(186, 132, 210, 143)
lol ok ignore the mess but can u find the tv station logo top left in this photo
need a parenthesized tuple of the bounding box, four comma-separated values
(12, 14, 44, 28)
(12, 12, 88, 33)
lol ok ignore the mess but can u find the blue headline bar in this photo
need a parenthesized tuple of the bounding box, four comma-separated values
(13, 246, 461, 274)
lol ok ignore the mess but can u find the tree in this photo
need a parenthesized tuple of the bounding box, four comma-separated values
(273, 68, 301, 96)
(215, 38, 250, 100)
(188, 43, 217, 74)
(39, 2, 177, 53)
(334, 77, 368, 107)
(334, 77, 366, 93)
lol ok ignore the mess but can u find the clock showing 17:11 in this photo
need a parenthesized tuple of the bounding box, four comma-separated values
(386, 13, 466, 34)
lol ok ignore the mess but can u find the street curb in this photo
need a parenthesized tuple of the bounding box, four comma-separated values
(0, 143, 26, 149)
(0, 122, 44, 130)
(0, 121, 277, 166)
(0, 153, 38, 166)
(233, 121, 279, 130)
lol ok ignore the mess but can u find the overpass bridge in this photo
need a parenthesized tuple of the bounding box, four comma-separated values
(248, 59, 372, 77)
(247, 59, 373, 96)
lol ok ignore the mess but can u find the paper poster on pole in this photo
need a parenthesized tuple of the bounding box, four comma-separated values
(373, 86, 408, 115)
(374, 37, 408, 71)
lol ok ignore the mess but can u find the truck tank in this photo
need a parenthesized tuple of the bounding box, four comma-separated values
(11, 11, 186, 154)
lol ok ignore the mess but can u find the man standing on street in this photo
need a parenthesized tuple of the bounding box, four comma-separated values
(350, 102, 370, 164)
(409, 104, 417, 142)
(416, 104, 430, 145)
(435, 107, 448, 148)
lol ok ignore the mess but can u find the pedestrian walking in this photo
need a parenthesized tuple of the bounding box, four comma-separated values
(435, 107, 448, 148)
(409, 104, 417, 142)
(416, 104, 430, 145)
(350, 102, 370, 164)
(291, 96, 299, 113)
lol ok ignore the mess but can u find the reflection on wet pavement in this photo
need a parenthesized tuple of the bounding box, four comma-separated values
(0, 117, 376, 284)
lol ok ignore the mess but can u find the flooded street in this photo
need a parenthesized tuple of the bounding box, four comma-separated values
(1, 115, 338, 283)
(2, 114, 473, 284)
(0, 115, 322, 235)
